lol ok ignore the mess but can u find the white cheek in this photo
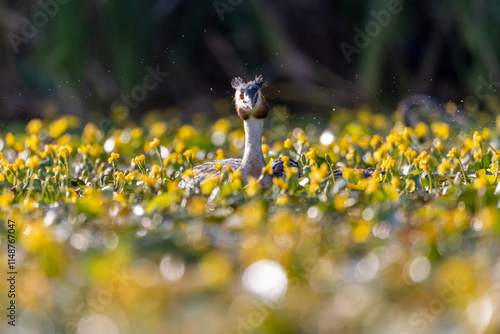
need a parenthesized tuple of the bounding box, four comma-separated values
(255, 92, 262, 108)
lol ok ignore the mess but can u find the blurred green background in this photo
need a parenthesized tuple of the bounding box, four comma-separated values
(0, 0, 499, 120)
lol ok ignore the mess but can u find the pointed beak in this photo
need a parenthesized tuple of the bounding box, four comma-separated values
(249, 99, 255, 109)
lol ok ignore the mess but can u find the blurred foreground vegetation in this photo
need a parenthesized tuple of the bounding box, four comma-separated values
(2, 99, 500, 333)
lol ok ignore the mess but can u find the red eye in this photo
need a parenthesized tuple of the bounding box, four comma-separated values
(239, 94, 244, 100)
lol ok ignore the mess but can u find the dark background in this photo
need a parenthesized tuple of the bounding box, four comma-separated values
(1, 0, 499, 122)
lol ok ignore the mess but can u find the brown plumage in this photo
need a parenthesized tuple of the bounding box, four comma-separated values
(235, 93, 269, 120)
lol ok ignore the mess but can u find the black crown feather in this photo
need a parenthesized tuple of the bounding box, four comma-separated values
(231, 75, 267, 90)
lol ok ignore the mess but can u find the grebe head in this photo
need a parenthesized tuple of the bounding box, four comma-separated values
(231, 75, 268, 120)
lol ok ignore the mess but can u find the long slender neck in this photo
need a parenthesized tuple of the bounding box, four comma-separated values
(239, 118, 266, 178)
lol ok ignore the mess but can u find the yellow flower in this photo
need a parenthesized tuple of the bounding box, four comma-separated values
(231, 170, 242, 181)
(473, 148, 482, 162)
(176, 125, 196, 141)
(198, 252, 232, 287)
(114, 171, 125, 182)
(58, 145, 73, 158)
(406, 179, 416, 192)
(183, 169, 194, 178)
(114, 192, 126, 206)
(473, 177, 488, 190)
(262, 144, 269, 155)
(365, 178, 379, 194)
(49, 117, 69, 138)
(149, 121, 168, 137)
(487, 163, 498, 174)
(125, 173, 135, 184)
(446, 101, 457, 115)
(131, 127, 143, 139)
(273, 177, 288, 190)
(64, 188, 77, 203)
(353, 221, 371, 242)
(151, 165, 162, 178)
(391, 177, 400, 190)
(473, 131, 483, 148)
(431, 122, 450, 139)
(370, 135, 382, 148)
(0, 174, 4, 182)
(212, 119, 230, 133)
(273, 195, 289, 205)
(6, 133, 15, 146)
(310, 163, 329, 183)
(386, 133, 401, 146)
(78, 144, 90, 155)
(345, 148, 355, 161)
(0, 192, 14, 209)
(415, 123, 428, 138)
(434, 139, 443, 151)
(482, 128, 491, 140)
(373, 114, 386, 129)
(16, 159, 25, 169)
(263, 163, 273, 175)
(183, 150, 195, 163)
(89, 145, 103, 157)
(404, 148, 417, 160)
(188, 196, 207, 216)
(334, 193, 348, 211)
(83, 123, 99, 143)
(342, 168, 355, 182)
(167, 181, 178, 192)
(27, 119, 43, 134)
(216, 149, 225, 160)
(213, 162, 223, 172)
(245, 177, 260, 196)
(108, 152, 120, 163)
(149, 138, 160, 148)
(381, 156, 396, 171)
(400, 127, 413, 142)
(418, 157, 430, 171)
(283, 138, 293, 149)
(372, 170, 383, 182)
(201, 176, 220, 195)
(447, 147, 459, 159)
(463, 138, 474, 150)
(298, 132, 309, 145)
(305, 148, 317, 164)
(132, 154, 146, 165)
(26, 155, 40, 168)
(437, 159, 451, 174)
(175, 143, 186, 153)
(138, 174, 159, 187)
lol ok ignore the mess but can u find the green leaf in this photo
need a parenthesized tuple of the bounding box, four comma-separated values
(70, 178, 85, 187)
(75, 197, 103, 216)
(487, 175, 497, 185)
(482, 153, 492, 169)
(471, 161, 481, 171)
(145, 193, 174, 213)
(421, 177, 429, 188)
(477, 169, 486, 178)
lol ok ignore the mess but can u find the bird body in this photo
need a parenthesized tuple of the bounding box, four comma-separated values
(180, 75, 276, 188)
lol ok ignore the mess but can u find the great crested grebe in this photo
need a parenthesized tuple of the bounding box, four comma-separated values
(180, 75, 301, 188)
